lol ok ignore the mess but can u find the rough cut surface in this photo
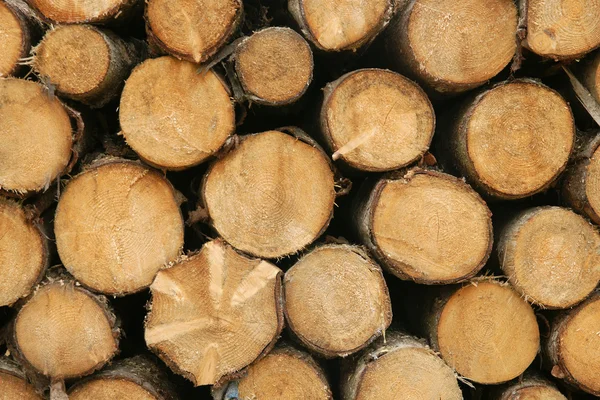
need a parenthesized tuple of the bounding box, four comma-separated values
(146, 0, 242, 63)
(0, 78, 73, 194)
(284, 245, 392, 357)
(0, 1, 25, 77)
(491, 375, 567, 400)
(70, 379, 157, 400)
(357, 168, 492, 284)
(526, 0, 600, 59)
(0, 199, 47, 307)
(13, 279, 119, 379)
(54, 160, 184, 295)
(120, 56, 234, 170)
(235, 27, 313, 105)
(321, 69, 434, 172)
(145, 240, 283, 386)
(498, 206, 600, 309)
(203, 130, 336, 258)
(583, 51, 600, 103)
(28, 0, 134, 23)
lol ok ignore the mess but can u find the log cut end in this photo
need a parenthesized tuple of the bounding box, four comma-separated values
(0, 199, 47, 307)
(145, 240, 283, 386)
(494, 379, 566, 400)
(462, 80, 574, 199)
(436, 281, 539, 384)
(583, 51, 600, 102)
(70, 379, 157, 400)
(399, 0, 517, 92)
(322, 69, 434, 172)
(499, 207, 600, 309)
(284, 245, 391, 357)
(586, 144, 600, 215)
(235, 27, 313, 105)
(0, 78, 73, 194)
(290, 0, 392, 51)
(366, 169, 492, 283)
(55, 160, 184, 295)
(14, 280, 119, 379)
(0, 1, 26, 77)
(203, 130, 335, 258)
(526, 0, 600, 60)
(0, 359, 43, 400)
(146, 0, 242, 63)
(120, 57, 234, 170)
(28, 0, 126, 23)
(235, 347, 331, 400)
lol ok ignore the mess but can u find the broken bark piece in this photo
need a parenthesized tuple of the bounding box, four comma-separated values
(0, 198, 48, 307)
(214, 345, 332, 400)
(384, 0, 517, 94)
(320, 68, 434, 172)
(0, 78, 73, 195)
(54, 159, 184, 295)
(341, 332, 462, 400)
(0, 1, 35, 77)
(33, 25, 139, 107)
(202, 129, 336, 258)
(146, 0, 242, 63)
(582, 51, 600, 104)
(284, 244, 392, 358)
(498, 206, 600, 309)
(233, 27, 313, 106)
(288, 0, 395, 52)
(546, 291, 600, 396)
(120, 56, 235, 170)
(145, 239, 283, 387)
(525, 0, 600, 60)
(28, 0, 139, 24)
(355, 168, 492, 284)
(447, 79, 574, 199)
(490, 374, 567, 400)
(0, 357, 42, 399)
(11, 276, 120, 380)
(425, 280, 539, 384)
(68, 356, 177, 400)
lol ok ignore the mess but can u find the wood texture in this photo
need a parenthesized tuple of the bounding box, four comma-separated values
(0, 0, 36, 77)
(0, 357, 42, 400)
(28, 0, 140, 24)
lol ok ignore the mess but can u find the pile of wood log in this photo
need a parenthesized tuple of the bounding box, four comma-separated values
(1, 0, 600, 399)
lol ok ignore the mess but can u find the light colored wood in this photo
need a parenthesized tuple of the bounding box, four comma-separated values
(0, 78, 73, 195)
(202, 129, 336, 258)
(0, 0, 33, 77)
(234, 27, 313, 106)
(320, 69, 434, 172)
(284, 244, 392, 357)
(0, 198, 48, 307)
(28, 0, 138, 24)
(145, 239, 283, 386)
(448, 79, 574, 199)
(428, 280, 539, 384)
(356, 168, 492, 284)
(33, 25, 138, 107)
(0, 358, 42, 400)
(582, 50, 600, 103)
(498, 206, 600, 309)
(288, 0, 395, 51)
(526, 0, 600, 60)
(54, 159, 184, 295)
(341, 332, 462, 400)
(490, 375, 566, 400)
(146, 0, 242, 63)
(546, 291, 600, 396)
(12, 276, 120, 380)
(120, 56, 234, 170)
(385, 0, 517, 94)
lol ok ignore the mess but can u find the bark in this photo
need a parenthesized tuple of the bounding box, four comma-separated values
(0, 357, 43, 399)
(488, 373, 567, 400)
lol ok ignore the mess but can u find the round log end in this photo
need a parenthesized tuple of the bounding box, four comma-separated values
(146, 0, 242, 63)
(322, 69, 434, 172)
(0, 199, 47, 307)
(526, 0, 600, 59)
(55, 160, 184, 295)
(14, 280, 119, 379)
(0, 78, 73, 194)
(461, 80, 574, 199)
(284, 245, 392, 357)
(0, 1, 26, 77)
(145, 240, 283, 386)
(203, 130, 335, 259)
(120, 56, 235, 170)
(69, 379, 157, 400)
(435, 281, 539, 384)
(29, 0, 127, 23)
(499, 207, 600, 309)
(235, 27, 313, 105)
(0, 361, 43, 400)
(494, 379, 566, 400)
(366, 169, 492, 284)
